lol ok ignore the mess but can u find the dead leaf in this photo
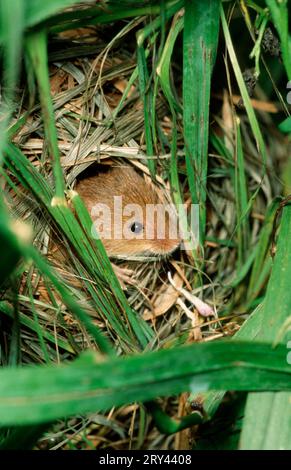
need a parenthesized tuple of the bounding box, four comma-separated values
(143, 272, 183, 321)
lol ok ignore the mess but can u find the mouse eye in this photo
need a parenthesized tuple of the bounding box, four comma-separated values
(130, 222, 143, 234)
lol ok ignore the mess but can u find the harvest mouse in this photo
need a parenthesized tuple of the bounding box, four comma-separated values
(75, 166, 180, 259)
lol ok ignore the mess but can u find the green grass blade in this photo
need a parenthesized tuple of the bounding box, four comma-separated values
(111, 3, 181, 122)
(25, 30, 65, 199)
(247, 198, 281, 301)
(190, 201, 289, 420)
(241, 392, 291, 450)
(266, 0, 291, 80)
(156, 13, 194, 258)
(240, 204, 291, 449)
(157, 12, 183, 113)
(49, 1, 183, 33)
(0, 341, 289, 427)
(24, 0, 91, 30)
(183, 0, 220, 246)
(137, 43, 155, 176)
(278, 116, 291, 133)
(234, 119, 250, 268)
(0, 0, 24, 163)
(0, 211, 26, 285)
(220, 5, 267, 167)
(26, 245, 115, 357)
(27, 278, 51, 363)
(0, 301, 74, 354)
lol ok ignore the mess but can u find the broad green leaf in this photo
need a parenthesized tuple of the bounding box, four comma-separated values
(0, 341, 289, 426)
(240, 205, 291, 450)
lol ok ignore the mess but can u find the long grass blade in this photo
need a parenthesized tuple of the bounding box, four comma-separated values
(183, 0, 220, 247)
(25, 31, 65, 199)
(0, 341, 289, 427)
(240, 205, 291, 450)
(0, 0, 24, 162)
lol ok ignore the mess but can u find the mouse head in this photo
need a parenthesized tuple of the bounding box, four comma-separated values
(77, 166, 181, 258)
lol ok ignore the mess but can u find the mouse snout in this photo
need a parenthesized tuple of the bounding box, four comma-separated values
(144, 204, 181, 255)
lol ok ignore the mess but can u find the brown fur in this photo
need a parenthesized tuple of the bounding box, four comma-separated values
(75, 166, 180, 258)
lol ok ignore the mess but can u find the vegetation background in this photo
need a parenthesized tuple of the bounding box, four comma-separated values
(0, 0, 291, 450)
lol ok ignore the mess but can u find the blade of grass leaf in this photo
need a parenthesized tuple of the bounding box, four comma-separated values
(25, 30, 65, 199)
(220, 5, 267, 168)
(234, 118, 250, 268)
(0, 211, 26, 285)
(25, 244, 115, 357)
(190, 197, 288, 420)
(137, 43, 155, 177)
(8, 285, 21, 366)
(240, 204, 291, 450)
(183, 0, 220, 247)
(49, 1, 184, 34)
(24, 0, 94, 31)
(0, 341, 289, 426)
(3, 153, 115, 355)
(27, 277, 51, 363)
(189, 197, 284, 419)
(247, 198, 281, 301)
(157, 12, 183, 113)
(0, 300, 75, 354)
(266, 0, 291, 80)
(156, 12, 197, 260)
(279, 116, 291, 133)
(0, 0, 24, 163)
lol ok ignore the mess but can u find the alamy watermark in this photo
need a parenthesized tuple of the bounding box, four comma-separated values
(90, 197, 200, 251)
